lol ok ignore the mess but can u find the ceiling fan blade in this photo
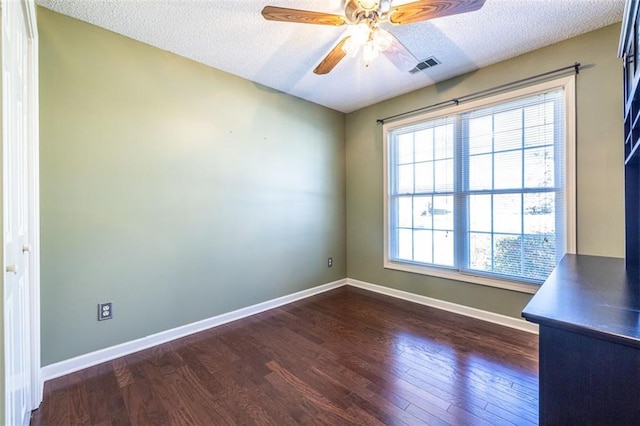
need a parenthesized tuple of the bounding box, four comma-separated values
(262, 6, 346, 26)
(389, 0, 486, 25)
(314, 37, 350, 75)
(382, 34, 418, 72)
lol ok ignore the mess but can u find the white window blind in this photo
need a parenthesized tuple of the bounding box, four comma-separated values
(385, 78, 574, 288)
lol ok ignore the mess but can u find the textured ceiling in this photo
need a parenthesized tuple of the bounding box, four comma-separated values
(36, 0, 624, 113)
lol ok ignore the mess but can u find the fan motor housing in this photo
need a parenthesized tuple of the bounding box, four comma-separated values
(344, 0, 390, 22)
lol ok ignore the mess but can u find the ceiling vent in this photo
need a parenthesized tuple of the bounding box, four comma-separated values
(409, 57, 440, 74)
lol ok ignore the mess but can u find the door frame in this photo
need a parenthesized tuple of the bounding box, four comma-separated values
(23, 0, 41, 409)
(2, 0, 42, 412)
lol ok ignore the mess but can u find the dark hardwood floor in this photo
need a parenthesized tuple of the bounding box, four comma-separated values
(31, 286, 539, 425)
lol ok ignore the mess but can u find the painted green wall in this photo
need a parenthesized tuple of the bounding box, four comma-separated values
(345, 24, 623, 319)
(38, 8, 346, 366)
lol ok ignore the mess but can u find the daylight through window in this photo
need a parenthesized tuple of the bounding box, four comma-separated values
(384, 77, 575, 289)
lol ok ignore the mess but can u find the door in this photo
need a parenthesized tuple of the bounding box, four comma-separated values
(3, 0, 34, 424)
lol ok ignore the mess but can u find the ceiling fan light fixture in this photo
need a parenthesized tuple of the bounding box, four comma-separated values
(362, 39, 380, 66)
(350, 22, 370, 45)
(342, 22, 370, 57)
(342, 37, 361, 58)
(372, 28, 393, 52)
(342, 26, 390, 65)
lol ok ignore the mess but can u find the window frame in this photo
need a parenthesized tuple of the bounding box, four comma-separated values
(383, 76, 576, 294)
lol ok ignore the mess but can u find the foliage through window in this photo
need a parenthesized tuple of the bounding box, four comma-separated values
(384, 78, 575, 287)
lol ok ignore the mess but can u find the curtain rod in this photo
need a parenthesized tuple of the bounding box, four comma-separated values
(376, 62, 581, 125)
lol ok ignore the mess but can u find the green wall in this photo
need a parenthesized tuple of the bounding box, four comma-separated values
(38, 8, 346, 366)
(345, 24, 623, 318)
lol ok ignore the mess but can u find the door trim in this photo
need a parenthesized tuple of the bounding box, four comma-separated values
(23, 0, 42, 409)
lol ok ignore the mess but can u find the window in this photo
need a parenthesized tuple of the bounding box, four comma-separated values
(384, 77, 575, 293)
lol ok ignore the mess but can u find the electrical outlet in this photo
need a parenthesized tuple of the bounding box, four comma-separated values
(98, 302, 113, 321)
(328, 257, 333, 267)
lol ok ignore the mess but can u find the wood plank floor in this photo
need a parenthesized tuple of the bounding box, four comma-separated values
(31, 286, 539, 425)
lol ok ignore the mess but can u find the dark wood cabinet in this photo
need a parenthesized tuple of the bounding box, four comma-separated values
(522, 255, 640, 425)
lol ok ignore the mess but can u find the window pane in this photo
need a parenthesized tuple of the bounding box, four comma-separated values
(397, 133, 413, 164)
(469, 115, 493, 155)
(469, 232, 492, 271)
(524, 147, 554, 188)
(433, 230, 454, 266)
(493, 194, 522, 234)
(495, 129, 522, 152)
(415, 162, 434, 192)
(398, 228, 412, 260)
(469, 154, 492, 190)
(432, 195, 454, 230)
(398, 196, 412, 228)
(415, 129, 433, 162)
(494, 108, 522, 132)
(494, 151, 523, 190)
(524, 193, 555, 234)
(469, 194, 492, 232)
(493, 234, 522, 276)
(413, 196, 431, 229)
(414, 230, 433, 263)
(398, 164, 414, 193)
(434, 124, 454, 159)
(522, 234, 555, 280)
(524, 123, 553, 148)
(524, 101, 554, 128)
(434, 159, 454, 192)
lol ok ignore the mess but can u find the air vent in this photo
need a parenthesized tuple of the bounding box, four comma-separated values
(409, 56, 440, 74)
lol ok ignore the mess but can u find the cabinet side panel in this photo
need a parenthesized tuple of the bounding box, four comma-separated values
(539, 325, 640, 425)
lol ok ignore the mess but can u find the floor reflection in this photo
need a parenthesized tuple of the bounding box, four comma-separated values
(389, 329, 539, 424)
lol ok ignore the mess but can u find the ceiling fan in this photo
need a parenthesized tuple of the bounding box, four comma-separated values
(261, 0, 486, 75)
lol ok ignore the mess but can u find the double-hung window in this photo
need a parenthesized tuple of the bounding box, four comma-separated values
(384, 77, 575, 292)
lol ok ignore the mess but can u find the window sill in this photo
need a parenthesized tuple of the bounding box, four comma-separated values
(384, 260, 540, 294)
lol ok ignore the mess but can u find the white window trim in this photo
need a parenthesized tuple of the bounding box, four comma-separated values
(382, 75, 576, 294)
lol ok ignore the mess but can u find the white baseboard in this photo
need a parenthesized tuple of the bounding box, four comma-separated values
(41, 277, 537, 384)
(346, 278, 539, 334)
(41, 278, 347, 382)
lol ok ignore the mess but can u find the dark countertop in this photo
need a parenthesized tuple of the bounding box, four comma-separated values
(522, 254, 640, 348)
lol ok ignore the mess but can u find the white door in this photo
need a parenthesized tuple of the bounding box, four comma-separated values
(3, 0, 34, 424)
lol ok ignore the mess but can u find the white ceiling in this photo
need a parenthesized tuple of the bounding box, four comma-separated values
(36, 0, 624, 113)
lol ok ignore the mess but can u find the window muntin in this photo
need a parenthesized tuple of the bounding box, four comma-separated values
(385, 79, 574, 288)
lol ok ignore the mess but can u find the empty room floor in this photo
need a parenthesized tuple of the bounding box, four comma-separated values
(31, 286, 539, 425)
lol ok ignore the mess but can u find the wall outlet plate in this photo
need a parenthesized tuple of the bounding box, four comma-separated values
(328, 257, 333, 267)
(98, 302, 113, 321)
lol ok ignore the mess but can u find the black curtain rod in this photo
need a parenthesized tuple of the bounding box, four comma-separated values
(376, 62, 581, 125)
